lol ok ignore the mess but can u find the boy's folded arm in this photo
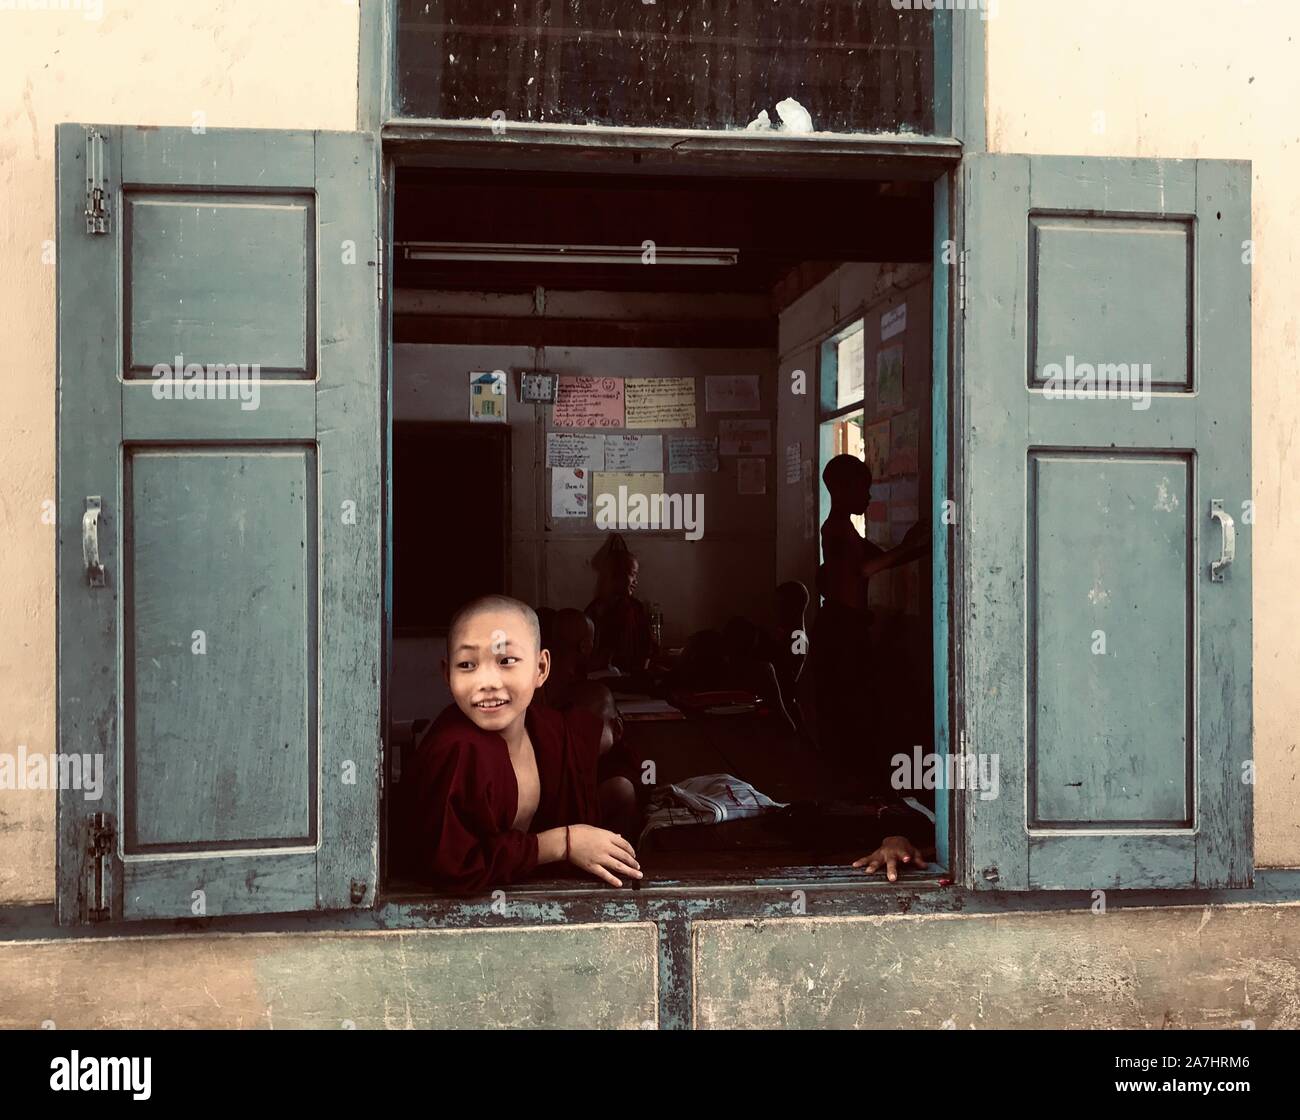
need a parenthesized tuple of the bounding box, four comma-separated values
(434, 826, 540, 895)
(405, 735, 542, 895)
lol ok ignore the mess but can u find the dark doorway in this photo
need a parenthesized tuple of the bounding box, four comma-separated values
(392, 421, 510, 637)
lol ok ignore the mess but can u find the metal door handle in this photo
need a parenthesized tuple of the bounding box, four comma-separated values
(82, 497, 105, 588)
(1210, 499, 1235, 582)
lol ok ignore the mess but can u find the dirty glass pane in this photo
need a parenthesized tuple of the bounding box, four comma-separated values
(396, 0, 936, 133)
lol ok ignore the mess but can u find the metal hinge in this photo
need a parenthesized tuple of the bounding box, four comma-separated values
(373, 236, 385, 303)
(85, 812, 115, 922)
(84, 128, 110, 235)
(957, 248, 968, 315)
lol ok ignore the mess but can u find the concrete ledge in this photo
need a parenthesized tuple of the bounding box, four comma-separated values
(0, 922, 658, 1029)
(692, 903, 1300, 1028)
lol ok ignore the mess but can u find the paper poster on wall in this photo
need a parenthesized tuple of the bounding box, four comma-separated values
(705, 375, 761, 413)
(553, 376, 625, 428)
(604, 434, 663, 471)
(784, 442, 802, 485)
(801, 459, 816, 539)
(624, 377, 696, 429)
(881, 302, 907, 341)
(595, 470, 665, 506)
(719, 419, 771, 456)
(877, 345, 904, 410)
(864, 419, 890, 477)
(889, 408, 920, 474)
(668, 436, 719, 473)
(551, 468, 589, 518)
(546, 432, 604, 469)
(469, 370, 508, 422)
(736, 458, 767, 496)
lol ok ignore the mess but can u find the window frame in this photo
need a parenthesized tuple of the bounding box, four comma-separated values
(365, 3, 975, 906)
(360, 0, 988, 152)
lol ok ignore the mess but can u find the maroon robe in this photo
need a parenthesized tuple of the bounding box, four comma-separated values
(397, 701, 604, 894)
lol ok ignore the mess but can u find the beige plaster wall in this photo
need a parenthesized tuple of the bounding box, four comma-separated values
(2, 3, 1294, 908)
(0, 0, 360, 903)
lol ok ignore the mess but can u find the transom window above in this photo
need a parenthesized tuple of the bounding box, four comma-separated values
(395, 0, 938, 134)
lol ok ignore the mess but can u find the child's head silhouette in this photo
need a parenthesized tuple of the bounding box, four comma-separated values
(823, 454, 872, 514)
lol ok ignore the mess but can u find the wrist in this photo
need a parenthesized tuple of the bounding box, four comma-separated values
(535, 827, 567, 865)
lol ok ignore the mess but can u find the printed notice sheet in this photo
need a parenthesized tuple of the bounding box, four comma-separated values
(546, 432, 604, 470)
(624, 377, 696, 429)
(604, 434, 663, 471)
(736, 458, 767, 495)
(668, 436, 719, 473)
(705, 375, 760, 413)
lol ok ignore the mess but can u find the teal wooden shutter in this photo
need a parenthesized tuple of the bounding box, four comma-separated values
(960, 155, 1251, 889)
(56, 126, 382, 922)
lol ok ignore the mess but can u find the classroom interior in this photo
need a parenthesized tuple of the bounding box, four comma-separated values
(386, 168, 937, 883)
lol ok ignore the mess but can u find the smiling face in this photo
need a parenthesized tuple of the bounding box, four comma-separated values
(444, 605, 550, 734)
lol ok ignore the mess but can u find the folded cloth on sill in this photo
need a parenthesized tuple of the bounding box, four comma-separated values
(638, 774, 788, 847)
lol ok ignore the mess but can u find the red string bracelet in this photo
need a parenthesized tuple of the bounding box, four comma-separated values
(564, 825, 571, 862)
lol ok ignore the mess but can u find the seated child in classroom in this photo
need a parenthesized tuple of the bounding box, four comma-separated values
(541, 607, 595, 709)
(396, 594, 642, 895)
(586, 534, 656, 674)
(560, 679, 643, 835)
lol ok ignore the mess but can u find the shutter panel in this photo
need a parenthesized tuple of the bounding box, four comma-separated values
(960, 154, 1252, 889)
(56, 126, 381, 922)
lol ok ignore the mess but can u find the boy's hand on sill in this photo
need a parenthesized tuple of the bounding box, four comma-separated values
(569, 824, 643, 888)
(852, 836, 928, 882)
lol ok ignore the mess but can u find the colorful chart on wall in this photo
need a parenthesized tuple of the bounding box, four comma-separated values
(876, 346, 905, 410)
(864, 419, 890, 477)
(554, 376, 625, 428)
(890, 408, 920, 474)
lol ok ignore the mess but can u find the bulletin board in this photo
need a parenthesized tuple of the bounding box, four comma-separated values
(541, 366, 775, 538)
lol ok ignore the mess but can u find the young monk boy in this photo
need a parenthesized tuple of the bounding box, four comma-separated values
(397, 594, 642, 894)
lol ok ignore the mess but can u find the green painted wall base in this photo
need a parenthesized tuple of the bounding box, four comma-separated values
(2, 905, 1296, 1029)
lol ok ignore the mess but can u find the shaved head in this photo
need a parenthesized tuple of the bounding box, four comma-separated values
(564, 679, 619, 721)
(446, 595, 541, 658)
